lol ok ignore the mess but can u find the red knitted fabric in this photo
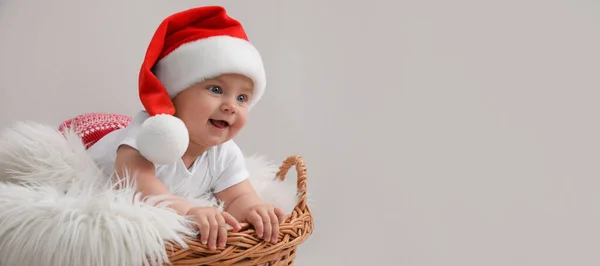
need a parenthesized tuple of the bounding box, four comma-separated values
(58, 113, 132, 149)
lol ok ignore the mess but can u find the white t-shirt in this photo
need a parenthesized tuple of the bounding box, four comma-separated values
(86, 111, 249, 199)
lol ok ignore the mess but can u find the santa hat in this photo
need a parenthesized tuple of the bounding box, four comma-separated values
(135, 6, 266, 165)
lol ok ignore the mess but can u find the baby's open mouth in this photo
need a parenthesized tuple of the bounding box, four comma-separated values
(209, 119, 229, 129)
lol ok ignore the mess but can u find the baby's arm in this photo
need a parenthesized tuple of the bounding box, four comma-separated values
(216, 180, 285, 244)
(115, 145, 240, 250)
(114, 145, 192, 215)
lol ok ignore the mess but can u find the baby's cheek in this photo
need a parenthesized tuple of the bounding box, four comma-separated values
(229, 123, 243, 135)
(185, 121, 204, 134)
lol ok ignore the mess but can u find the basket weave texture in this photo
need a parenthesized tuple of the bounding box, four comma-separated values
(165, 155, 314, 265)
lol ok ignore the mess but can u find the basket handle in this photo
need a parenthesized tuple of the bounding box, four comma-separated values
(275, 155, 308, 210)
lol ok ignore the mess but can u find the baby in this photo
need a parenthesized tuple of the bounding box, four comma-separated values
(86, 6, 284, 251)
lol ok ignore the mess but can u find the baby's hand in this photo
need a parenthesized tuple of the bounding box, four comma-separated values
(186, 206, 241, 250)
(243, 204, 286, 244)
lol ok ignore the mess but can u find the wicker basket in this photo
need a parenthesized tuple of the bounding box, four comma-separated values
(163, 155, 313, 265)
(58, 113, 314, 265)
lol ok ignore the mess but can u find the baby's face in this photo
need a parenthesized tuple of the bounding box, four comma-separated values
(172, 73, 254, 148)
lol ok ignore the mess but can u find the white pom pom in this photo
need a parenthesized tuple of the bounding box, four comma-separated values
(136, 114, 189, 165)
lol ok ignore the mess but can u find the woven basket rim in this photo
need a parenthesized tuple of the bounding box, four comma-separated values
(164, 154, 314, 265)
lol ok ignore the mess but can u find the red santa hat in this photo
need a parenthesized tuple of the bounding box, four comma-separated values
(135, 6, 266, 165)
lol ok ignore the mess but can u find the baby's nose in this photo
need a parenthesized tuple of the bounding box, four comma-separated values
(221, 103, 236, 114)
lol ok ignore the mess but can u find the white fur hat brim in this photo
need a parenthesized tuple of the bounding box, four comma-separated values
(153, 35, 267, 108)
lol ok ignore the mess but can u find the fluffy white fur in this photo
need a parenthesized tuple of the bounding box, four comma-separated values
(0, 121, 102, 190)
(0, 121, 298, 266)
(244, 154, 299, 213)
(154, 35, 267, 108)
(136, 114, 190, 165)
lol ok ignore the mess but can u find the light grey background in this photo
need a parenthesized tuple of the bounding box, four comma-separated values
(1, 0, 600, 265)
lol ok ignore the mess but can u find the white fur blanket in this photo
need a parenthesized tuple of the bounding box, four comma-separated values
(0, 121, 298, 266)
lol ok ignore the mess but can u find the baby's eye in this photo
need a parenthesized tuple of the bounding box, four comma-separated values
(208, 86, 222, 94)
(237, 94, 247, 103)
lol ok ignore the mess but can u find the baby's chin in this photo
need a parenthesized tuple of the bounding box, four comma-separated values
(199, 135, 237, 147)
(190, 126, 242, 145)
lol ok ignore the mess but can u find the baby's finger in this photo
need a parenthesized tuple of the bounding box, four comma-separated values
(274, 207, 286, 224)
(247, 211, 264, 238)
(268, 208, 280, 244)
(221, 211, 241, 232)
(207, 215, 219, 251)
(256, 208, 272, 241)
(197, 216, 210, 245)
(215, 213, 228, 248)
